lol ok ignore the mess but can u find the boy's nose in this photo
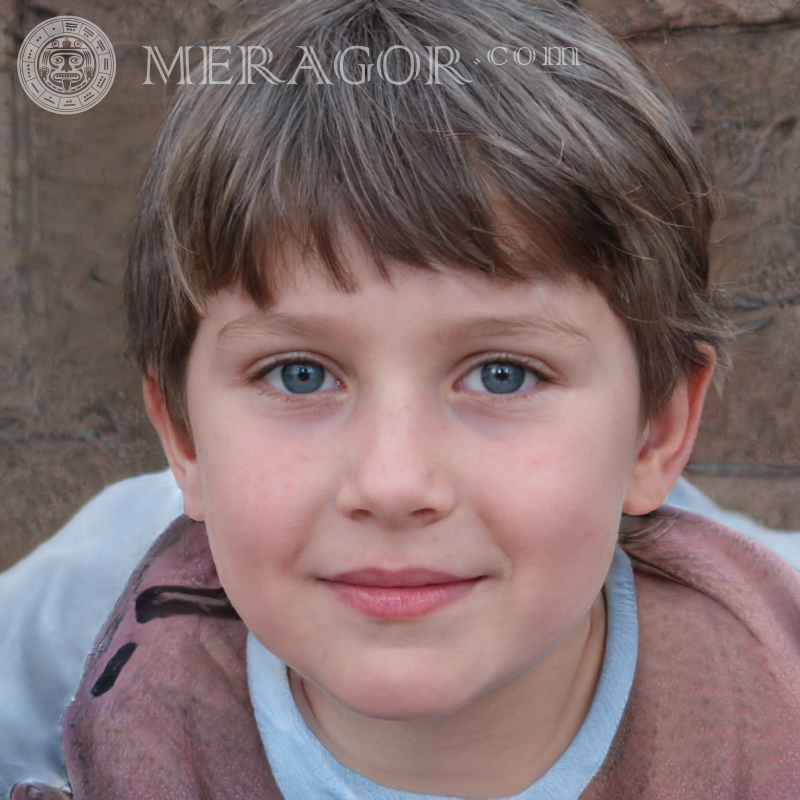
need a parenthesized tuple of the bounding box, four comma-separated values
(336, 399, 457, 528)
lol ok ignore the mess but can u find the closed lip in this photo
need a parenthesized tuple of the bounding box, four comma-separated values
(320, 568, 483, 619)
(323, 567, 475, 587)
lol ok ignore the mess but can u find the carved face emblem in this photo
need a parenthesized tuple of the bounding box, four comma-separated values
(40, 37, 95, 93)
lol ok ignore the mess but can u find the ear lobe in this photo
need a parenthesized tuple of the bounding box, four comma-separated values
(143, 376, 206, 521)
(623, 352, 716, 516)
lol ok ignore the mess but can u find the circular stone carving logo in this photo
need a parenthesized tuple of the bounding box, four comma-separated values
(17, 16, 115, 114)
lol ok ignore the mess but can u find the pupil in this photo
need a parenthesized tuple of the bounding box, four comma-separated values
(481, 362, 525, 394)
(281, 362, 325, 393)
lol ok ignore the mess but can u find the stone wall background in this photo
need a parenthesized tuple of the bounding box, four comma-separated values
(1, 0, 798, 570)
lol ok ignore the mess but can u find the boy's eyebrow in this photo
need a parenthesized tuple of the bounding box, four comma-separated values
(452, 315, 590, 342)
(217, 310, 592, 345)
(216, 311, 354, 342)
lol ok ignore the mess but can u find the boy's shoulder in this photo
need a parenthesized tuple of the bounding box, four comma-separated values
(53, 510, 800, 799)
(629, 506, 800, 672)
(589, 510, 800, 797)
(60, 516, 282, 798)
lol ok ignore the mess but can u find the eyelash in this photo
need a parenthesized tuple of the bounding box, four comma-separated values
(251, 354, 341, 395)
(251, 353, 548, 397)
(459, 354, 547, 397)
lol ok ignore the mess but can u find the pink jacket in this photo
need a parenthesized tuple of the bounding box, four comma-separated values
(14, 510, 800, 799)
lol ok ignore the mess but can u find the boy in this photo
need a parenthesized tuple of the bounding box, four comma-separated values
(11, 0, 800, 797)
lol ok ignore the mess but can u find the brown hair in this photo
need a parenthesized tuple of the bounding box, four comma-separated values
(126, 0, 730, 435)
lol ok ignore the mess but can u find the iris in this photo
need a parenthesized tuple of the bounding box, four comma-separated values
(481, 362, 526, 394)
(281, 362, 326, 393)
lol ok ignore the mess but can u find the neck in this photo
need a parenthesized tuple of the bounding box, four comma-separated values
(290, 592, 606, 799)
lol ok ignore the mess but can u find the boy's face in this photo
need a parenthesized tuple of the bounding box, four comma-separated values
(163, 234, 652, 722)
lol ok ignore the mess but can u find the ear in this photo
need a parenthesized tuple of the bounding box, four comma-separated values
(623, 350, 716, 515)
(143, 376, 206, 521)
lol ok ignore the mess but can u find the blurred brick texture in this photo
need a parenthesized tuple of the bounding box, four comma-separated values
(1, 0, 798, 569)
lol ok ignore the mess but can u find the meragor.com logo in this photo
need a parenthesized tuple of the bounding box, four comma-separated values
(17, 16, 115, 114)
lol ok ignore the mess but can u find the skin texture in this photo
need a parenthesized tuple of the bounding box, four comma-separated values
(146, 232, 712, 798)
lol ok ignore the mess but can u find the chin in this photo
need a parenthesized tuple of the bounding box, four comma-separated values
(328, 664, 482, 722)
(344, 691, 467, 722)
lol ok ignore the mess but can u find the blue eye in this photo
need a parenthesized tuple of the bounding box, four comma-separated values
(281, 362, 325, 393)
(263, 361, 338, 394)
(462, 361, 538, 394)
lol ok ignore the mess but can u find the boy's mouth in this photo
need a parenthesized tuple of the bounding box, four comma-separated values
(320, 569, 482, 619)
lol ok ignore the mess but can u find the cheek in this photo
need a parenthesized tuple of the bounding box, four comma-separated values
(464, 410, 631, 583)
(195, 424, 330, 599)
(472, 427, 628, 519)
(199, 408, 325, 516)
